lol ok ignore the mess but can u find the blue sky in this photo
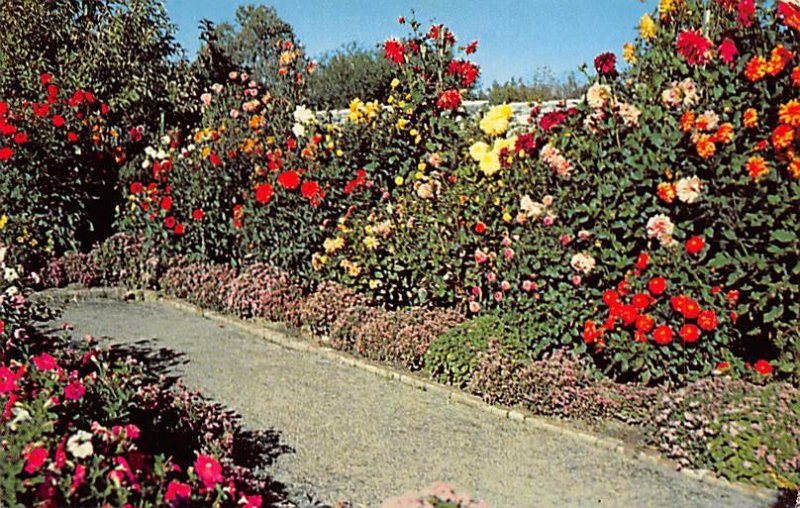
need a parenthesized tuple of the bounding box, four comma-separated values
(165, 0, 658, 86)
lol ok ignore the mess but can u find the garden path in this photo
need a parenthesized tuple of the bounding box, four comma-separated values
(53, 295, 776, 508)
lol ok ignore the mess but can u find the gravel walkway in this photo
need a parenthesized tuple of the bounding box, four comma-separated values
(53, 297, 775, 508)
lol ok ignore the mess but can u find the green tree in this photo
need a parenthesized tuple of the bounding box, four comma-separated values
(482, 67, 586, 104)
(306, 43, 396, 109)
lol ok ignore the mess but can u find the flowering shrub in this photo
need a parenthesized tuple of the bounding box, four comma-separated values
(647, 377, 800, 489)
(0, 273, 287, 506)
(0, 74, 121, 268)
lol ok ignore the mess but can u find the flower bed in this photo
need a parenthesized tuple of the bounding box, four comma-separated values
(0, 264, 290, 506)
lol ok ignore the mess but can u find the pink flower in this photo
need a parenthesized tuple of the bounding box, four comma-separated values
(542, 216, 554, 227)
(503, 248, 515, 260)
(493, 291, 504, 302)
(241, 495, 263, 508)
(471, 286, 482, 298)
(200, 93, 212, 108)
(571, 275, 582, 286)
(718, 38, 739, 64)
(487, 272, 497, 283)
(64, 381, 86, 401)
(24, 446, 48, 474)
(195, 455, 224, 489)
(468, 301, 481, 313)
(474, 249, 488, 264)
(165, 480, 192, 501)
(500, 281, 511, 291)
(70, 464, 86, 495)
(33, 353, 59, 372)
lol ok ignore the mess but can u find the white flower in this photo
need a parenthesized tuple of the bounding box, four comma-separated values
(675, 176, 703, 204)
(570, 252, 596, 274)
(646, 214, 676, 245)
(4, 267, 19, 282)
(520, 195, 544, 218)
(617, 102, 641, 128)
(67, 430, 94, 459)
(292, 123, 306, 138)
(586, 83, 613, 109)
(293, 105, 316, 124)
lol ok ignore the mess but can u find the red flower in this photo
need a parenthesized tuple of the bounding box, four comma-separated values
(635, 314, 655, 333)
(0, 366, 22, 394)
(676, 30, 713, 66)
(716, 361, 731, 372)
(594, 52, 617, 76)
(52, 115, 66, 127)
(602, 290, 619, 306)
(64, 381, 86, 401)
(13, 132, 27, 144)
(583, 320, 603, 344)
(681, 298, 701, 319)
(474, 222, 486, 234)
(436, 89, 462, 111)
(70, 464, 86, 495)
(129, 182, 143, 194)
(242, 495, 263, 508)
(718, 38, 739, 64)
(679, 324, 701, 343)
(652, 325, 673, 345)
(635, 252, 649, 270)
(754, 359, 773, 375)
(24, 446, 48, 474)
(165, 480, 191, 501)
(194, 455, 224, 489)
(0, 320, 4, 335)
(300, 180, 321, 199)
(648, 276, 667, 296)
(697, 310, 718, 331)
(277, 170, 301, 190)
(191, 209, 205, 221)
(685, 235, 705, 255)
(738, 0, 755, 27)
(465, 40, 479, 54)
(631, 293, 651, 310)
(255, 183, 274, 203)
(164, 216, 176, 229)
(209, 152, 221, 165)
(40, 73, 52, 85)
(384, 38, 405, 64)
(0, 146, 13, 161)
(66, 131, 79, 143)
(33, 353, 59, 372)
(447, 60, 480, 86)
(174, 223, 185, 235)
(539, 111, 567, 132)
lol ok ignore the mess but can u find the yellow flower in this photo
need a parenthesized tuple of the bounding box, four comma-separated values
(363, 236, 379, 250)
(323, 236, 345, 254)
(396, 118, 408, 130)
(417, 162, 426, 171)
(659, 0, 682, 18)
(503, 212, 512, 222)
(369, 279, 381, 289)
(479, 104, 514, 136)
(469, 141, 490, 161)
(395, 176, 405, 186)
(409, 129, 418, 137)
(336, 149, 343, 157)
(415, 171, 424, 180)
(391, 78, 400, 88)
(639, 14, 656, 40)
(623, 43, 637, 64)
(479, 153, 501, 176)
(311, 253, 328, 271)
(0, 214, 7, 230)
(387, 96, 394, 104)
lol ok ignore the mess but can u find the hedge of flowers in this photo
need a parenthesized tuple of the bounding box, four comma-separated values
(0, 255, 293, 506)
(41, 234, 800, 490)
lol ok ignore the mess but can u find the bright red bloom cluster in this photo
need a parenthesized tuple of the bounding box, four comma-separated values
(676, 30, 714, 66)
(436, 89, 462, 111)
(447, 60, 480, 86)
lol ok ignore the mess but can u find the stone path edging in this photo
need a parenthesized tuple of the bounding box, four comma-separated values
(41, 286, 778, 502)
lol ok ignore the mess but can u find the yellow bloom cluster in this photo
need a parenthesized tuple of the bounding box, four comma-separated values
(348, 98, 380, 123)
(639, 14, 656, 40)
(479, 104, 514, 136)
(0, 214, 7, 230)
(623, 43, 638, 64)
(469, 136, 517, 177)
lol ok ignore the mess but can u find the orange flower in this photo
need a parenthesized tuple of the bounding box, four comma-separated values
(792, 65, 800, 86)
(746, 155, 770, 180)
(680, 111, 695, 132)
(767, 44, 795, 75)
(743, 108, 758, 128)
(779, 99, 800, 127)
(788, 157, 800, 178)
(744, 56, 768, 82)
(695, 134, 716, 158)
(714, 122, 734, 143)
(657, 182, 676, 203)
(772, 124, 795, 149)
(753, 139, 770, 151)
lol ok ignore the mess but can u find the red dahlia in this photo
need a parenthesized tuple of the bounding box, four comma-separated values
(277, 171, 301, 190)
(652, 325, 673, 345)
(679, 324, 701, 343)
(436, 89, 462, 111)
(384, 39, 405, 64)
(255, 183, 274, 203)
(676, 30, 714, 66)
(685, 235, 705, 255)
(754, 359, 773, 375)
(648, 276, 667, 296)
(594, 52, 617, 76)
(697, 310, 718, 331)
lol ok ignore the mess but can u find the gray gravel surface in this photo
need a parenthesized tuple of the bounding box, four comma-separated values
(53, 297, 775, 508)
